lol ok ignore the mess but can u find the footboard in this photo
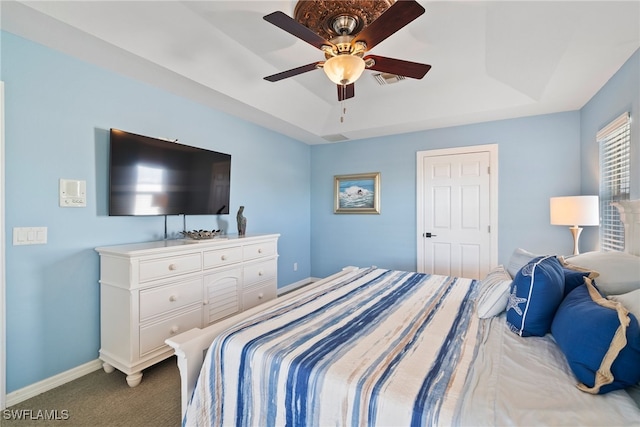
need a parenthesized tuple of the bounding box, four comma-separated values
(165, 266, 359, 417)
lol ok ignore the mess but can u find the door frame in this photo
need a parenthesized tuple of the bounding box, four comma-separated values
(1, 81, 6, 409)
(416, 144, 499, 273)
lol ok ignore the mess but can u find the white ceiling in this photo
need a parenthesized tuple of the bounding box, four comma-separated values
(2, 1, 639, 145)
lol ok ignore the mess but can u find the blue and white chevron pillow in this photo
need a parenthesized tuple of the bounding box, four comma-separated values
(476, 265, 513, 319)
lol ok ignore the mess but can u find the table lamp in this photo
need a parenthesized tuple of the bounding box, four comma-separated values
(550, 195, 599, 255)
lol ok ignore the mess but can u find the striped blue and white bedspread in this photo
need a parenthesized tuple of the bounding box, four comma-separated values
(184, 267, 481, 427)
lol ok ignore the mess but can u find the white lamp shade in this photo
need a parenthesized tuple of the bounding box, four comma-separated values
(550, 196, 600, 226)
(323, 55, 366, 86)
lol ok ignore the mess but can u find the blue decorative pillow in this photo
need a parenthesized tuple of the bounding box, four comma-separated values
(506, 255, 564, 337)
(559, 257, 600, 297)
(551, 279, 640, 394)
(563, 269, 594, 297)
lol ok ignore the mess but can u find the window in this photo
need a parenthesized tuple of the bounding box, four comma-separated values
(598, 112, 631, 251)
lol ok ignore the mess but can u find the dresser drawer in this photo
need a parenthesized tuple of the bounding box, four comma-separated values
(243, 281, 277, 311)
(203, 246, 243, 270)
(139, 278, 202, 321)
(139, 253, 201, 283)
(243, 241, 277, 261)
(244, 260, 277, 287)
(139, 307, 202, 356)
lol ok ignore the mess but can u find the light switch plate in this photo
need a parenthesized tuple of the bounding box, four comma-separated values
(13, 227, 47, 245)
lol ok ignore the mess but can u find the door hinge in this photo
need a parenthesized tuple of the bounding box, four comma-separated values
(487, 166, 491, 174)
(488, 225, 491, 233)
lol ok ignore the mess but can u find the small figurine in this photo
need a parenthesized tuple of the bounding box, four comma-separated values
(237, 206, 247, 236)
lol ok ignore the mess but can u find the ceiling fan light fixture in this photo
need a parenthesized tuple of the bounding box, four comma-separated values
(323, 55, 366, 85)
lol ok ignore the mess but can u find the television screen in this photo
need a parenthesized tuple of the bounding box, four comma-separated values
(109, 129, 231, 216)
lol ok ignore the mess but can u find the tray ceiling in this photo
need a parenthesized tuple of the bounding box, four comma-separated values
(2, 1, 639, 144)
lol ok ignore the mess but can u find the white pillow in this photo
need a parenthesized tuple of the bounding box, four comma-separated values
(608, 289, 640, 320)
(563, 251, 640, 295)
(506, 248, 540, 278)
(476, 265, 513, 318)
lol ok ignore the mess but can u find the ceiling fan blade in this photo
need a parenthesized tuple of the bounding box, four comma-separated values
(364, 55, 431, 79)
(352, 0, 425, 51)
(264, 62, 323, 82)
(337, 84, 355, 101)
(264, 11, 335, 51)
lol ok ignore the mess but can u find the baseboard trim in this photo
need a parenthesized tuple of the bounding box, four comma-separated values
(277, 277, 320, 296)
(5, 359, 103, 407)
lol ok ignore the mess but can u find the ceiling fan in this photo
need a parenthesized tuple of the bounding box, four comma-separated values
(263, 0, 432, 101)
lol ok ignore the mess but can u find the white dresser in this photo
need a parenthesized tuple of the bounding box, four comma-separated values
(95, 233, 279, 387)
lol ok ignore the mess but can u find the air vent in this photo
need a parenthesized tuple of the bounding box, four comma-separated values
(372, 73, 406, 85)
(322, 133, 349, 142)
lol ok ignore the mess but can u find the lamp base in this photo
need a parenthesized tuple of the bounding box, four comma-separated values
(569, 226, 583, 255)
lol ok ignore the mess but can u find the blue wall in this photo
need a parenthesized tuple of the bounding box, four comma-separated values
(1, 32, 311, 392)
(579, 49, 640, 250)
(2, 27, 638, 396)
(309, 49, 639, 279)
(310, 112, 582, 278)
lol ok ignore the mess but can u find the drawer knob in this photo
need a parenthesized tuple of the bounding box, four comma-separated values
(170, 326, 179, 335)
(168, 264, 177, 271)
(221, 255, 227, 261)
(258, 248, 263, 253)
(258, 293, 264, 300)
(169, 295, 177, 302)
(258, 271, 264, 276)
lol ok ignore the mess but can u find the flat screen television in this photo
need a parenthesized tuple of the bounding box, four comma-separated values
(109, 128, 231, 216)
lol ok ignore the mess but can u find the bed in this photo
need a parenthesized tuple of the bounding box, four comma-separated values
(166, 200, 640, 426)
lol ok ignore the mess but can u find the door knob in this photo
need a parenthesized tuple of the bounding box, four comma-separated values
(424, 232, 437, 238)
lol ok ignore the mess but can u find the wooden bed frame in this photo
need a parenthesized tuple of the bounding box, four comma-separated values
(166, 200, 640, 417)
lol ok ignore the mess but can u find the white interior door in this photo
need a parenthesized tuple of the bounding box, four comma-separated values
(417, 145, 498, 279)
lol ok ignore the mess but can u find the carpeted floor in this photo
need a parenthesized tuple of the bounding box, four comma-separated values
(3, 357, 181, 426)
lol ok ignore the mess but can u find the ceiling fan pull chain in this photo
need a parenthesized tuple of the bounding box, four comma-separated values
(340, 87, 344, 123)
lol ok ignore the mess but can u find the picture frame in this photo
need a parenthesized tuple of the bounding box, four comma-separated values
(334, 172, 380, 214)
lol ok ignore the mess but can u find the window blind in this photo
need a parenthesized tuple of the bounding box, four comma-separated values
(598, 112, 630, 252)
